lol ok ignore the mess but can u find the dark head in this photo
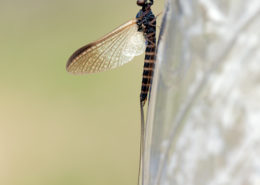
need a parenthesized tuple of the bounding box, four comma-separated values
(136, 0, 153, 7)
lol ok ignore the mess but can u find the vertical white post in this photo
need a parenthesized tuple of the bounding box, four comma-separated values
(144, 0, 260, 184)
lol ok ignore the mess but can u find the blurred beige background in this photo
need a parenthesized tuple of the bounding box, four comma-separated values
(0, 0, 163, 185)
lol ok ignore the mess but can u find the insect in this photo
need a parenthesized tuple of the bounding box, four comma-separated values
(66, 0, 157, 184)
(66, 0, 157, 107)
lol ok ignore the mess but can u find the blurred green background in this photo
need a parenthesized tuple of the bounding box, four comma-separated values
(0, 0, 163, 185)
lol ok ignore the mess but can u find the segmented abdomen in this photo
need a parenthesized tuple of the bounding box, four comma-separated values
(140, 32, 156, 106)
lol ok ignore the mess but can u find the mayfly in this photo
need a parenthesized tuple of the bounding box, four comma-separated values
(66, 0, 158, 184)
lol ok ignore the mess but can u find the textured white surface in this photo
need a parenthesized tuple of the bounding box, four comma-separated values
(144, 0, 260, 185)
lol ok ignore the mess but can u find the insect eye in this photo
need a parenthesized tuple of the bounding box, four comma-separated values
(136, 0, 146, 6)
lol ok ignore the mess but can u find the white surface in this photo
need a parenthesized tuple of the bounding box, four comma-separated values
(144, 0, 260, 184)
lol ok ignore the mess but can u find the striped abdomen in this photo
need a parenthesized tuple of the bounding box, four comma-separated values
(140, 30, 156, 106)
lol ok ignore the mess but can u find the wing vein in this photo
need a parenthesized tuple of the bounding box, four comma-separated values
(66, 19, 146, 74)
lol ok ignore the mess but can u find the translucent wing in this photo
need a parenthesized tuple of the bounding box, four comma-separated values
(66, 19, 146, 74)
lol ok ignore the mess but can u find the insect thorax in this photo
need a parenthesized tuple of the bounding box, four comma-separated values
(136, 7, 156, 38)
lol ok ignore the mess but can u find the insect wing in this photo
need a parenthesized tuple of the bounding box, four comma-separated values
(66, 19, 146, 74)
